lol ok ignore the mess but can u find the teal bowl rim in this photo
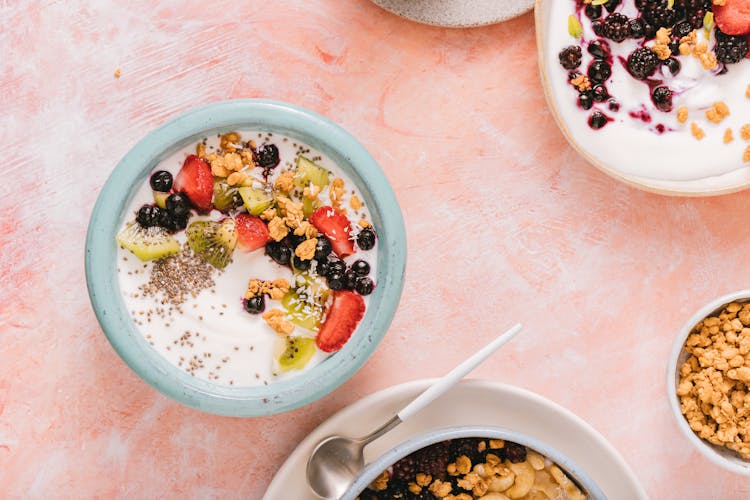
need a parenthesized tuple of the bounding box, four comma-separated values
(85, 99, 406, 417)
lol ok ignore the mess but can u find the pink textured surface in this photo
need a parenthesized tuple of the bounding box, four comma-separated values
(2, 0, 750, 498)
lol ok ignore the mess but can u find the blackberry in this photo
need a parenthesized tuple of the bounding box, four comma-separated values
(357, 227, 376, 250)
(687, 9, 707, 28)
(244, 296, 265, 314)
(149, 170, 173, 192)
(256, 144, 280, 168)
(715, 30, 749, 65)
(592, 84, 609, 102)
(392, 441, 451, 480)
(314, 237, 332, 260)
(355, 277, 374, 296)
(585, 3, 602, 19)
(136, 204, 162, 228)
(601, 13, 630, 42)
(589, 111, 609, 130)
(627, 47, 659, 79)
(449, 438, 484, 464)
(578, 92, 594, 110)
(639, 0, 677, 28)
(558, 45, 582, 70)
(588, 60, 612, 83)
(673, 20, 693, 38)
(628, 18, 645, 38)
(587, 39, 610, 59)
(652, 86, 673, 112)
(382, 477, 410, 499)
(505, 442, 528, 463)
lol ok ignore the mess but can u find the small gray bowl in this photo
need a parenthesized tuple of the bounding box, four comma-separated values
(342, 426, 606, 499)
(667, 290, 750, 476)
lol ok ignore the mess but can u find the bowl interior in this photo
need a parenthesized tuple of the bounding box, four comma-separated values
(534, 0, 750, 196)
(667, 290, 750, 475)
(342, 426, 607, 500)
(85, 99, 406, 416)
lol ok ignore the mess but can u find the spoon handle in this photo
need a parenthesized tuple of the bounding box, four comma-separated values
(396, 323, 522, 422)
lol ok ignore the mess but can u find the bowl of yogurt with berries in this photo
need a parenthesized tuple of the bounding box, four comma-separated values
(537, 0, 750, 195)
(85, 99, 406, 416)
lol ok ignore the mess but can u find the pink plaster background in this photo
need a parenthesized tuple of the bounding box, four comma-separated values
(2, 0, 750, 497)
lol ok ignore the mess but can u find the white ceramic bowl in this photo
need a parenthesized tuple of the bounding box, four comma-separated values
(667, 289, 750, 475)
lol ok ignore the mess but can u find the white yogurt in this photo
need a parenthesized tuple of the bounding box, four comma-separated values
(117, 132, 376, 387)
(548, 1, 750, 181)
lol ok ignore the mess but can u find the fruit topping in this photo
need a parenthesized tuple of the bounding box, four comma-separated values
(294, 156, 330, 190)
(116, 222, 180, 261)
(714, 0, 750, 36)
(256, 144, 280, 168)
(238, 186, 274, 216)
(275, 336, 316, 372)
(136, 204, 164, 228)
(715, 29, 749, 64)
(587, 40, 610, 59)
(315, 290, 365, 352)
(153, 191, 169, 209)
(588, 111, 609, 130)
(149, 170, 173, 192)
(638, 0, 678, 30)
(356, 226, 376, 250)
(213, 180, 242, 212)
(600, 12, 631, 42)
(282, 273, 330, 331)
(579, 92, 594, 110)
(186, 219, 237, 269)
(309, 206, 355, 258)
(314, 237, 333, 260)
(350, 259, 370, 276)
(627, 47, 660, 79)
(354, 277, 374, 296)
(174, 155, 213, 212)
(165, 193, 190, 218)
(244, 295, 265, 314)
(558, 45, 582, 70)
(652, 86, 674, 112)
(291, 255, 311, 271)
(588, 60, 612, 83)
(265, 241, 292, 266)
(235, 213, 271, 252)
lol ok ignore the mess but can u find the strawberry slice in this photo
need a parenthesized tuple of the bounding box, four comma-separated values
(173, 155, 213, 212)
(235, 213, 271, 252)
(308, 206, 355, 258)
(714, 0, 750, 36)
(316, 290, 365, 352)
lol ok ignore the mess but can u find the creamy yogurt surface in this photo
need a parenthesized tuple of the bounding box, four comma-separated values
(117, 131, 376, 387)
(547, 0, 750, 182)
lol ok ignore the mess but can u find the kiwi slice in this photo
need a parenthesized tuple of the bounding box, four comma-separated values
(153, 191, 169, 209)
(116, 222, 180, 261)
(281, 273, 330, 331)
(276, 336, 316, 372)
(213, 180, 241, 212)
(301, 196, 319, 218)
(294, 156, 330, 190)
(238, 186, 274, 215)
(185, 219, 237, 269)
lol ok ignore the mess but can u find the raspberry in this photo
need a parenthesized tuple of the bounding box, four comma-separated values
(715, 30, 749, 65)
(627, 47, 660, 79)
(558, 45, 582, 70)
(448, 438, 485, 464)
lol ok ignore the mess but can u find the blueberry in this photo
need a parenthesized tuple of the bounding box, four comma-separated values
(351, 260, 370, 276)
(150, 170, 173, 192)
(314, 259, 330, 277)
(669, 41, 680, 55)
(265, 241, 291, 266)
(326, 258, 346, 277)
(344, 269, 357, 290)
(244, 296, 265, 314)
(592, 84, 609, 102)
(588, 60, 611, 83)
(327, 272, 345, 290)
(292, 256, 311, 271)
(356, 227, 376, 251)
(652, 86, 673, 112)
(166, 193, 190, 218)
(285, 233, 306, 249)
(585, 3, 602, 19)
(354, 277, 374, 296)
(587, 40, 610, 60)
(578, 92, 594, 110)
(603, 0, 620, 12)
(663, 57, 681, 76)
(608, 98, 620, 112)
(314, 237, 332, 260)
(257, 144, 280, 168)
(673, 20, 693, 39)
(627, 18, 645, 39)
(588, 111, 609, 130)
(136, 204, 163, 227)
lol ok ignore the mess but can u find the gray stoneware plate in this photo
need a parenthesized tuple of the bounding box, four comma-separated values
(369, 0, 535, 27)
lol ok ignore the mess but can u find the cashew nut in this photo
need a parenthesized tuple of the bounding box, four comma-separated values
(505, 461, 535, 499)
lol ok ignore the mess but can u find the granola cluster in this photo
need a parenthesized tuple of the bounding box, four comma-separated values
(677, 302, 750, 459)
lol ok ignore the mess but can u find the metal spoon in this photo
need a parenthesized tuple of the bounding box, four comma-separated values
(306, 323, 523, 499)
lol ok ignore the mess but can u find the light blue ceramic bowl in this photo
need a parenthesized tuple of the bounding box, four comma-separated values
(85, 99, 406, 417)
(343, 426, 606, 500)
